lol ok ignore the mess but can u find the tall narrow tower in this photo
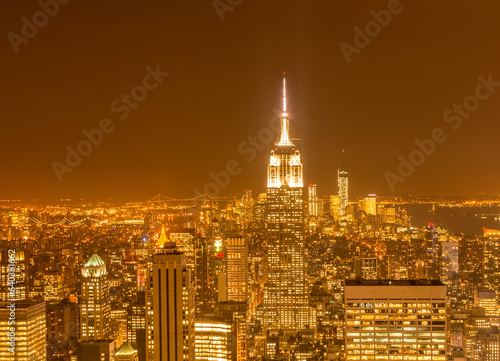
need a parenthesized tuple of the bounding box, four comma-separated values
(338, 151, 348, 218)
(146, 242, 195, 361)
(80, 254, 110, 341)
(308, 184, 318, 217)
(264, 74, 309, 332)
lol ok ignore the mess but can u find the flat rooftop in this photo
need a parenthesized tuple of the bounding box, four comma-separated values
(346, 279, 444, 286)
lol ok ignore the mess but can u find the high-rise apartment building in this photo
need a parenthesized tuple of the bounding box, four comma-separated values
(227, 237, 248, 302)
(345, 280, 447, 361)
(264, 74, 309, 332)
(80, 254, 110, 341)
(146, 242, 194, 361)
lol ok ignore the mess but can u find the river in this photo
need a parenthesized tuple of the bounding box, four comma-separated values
(401, 204, 500, 236)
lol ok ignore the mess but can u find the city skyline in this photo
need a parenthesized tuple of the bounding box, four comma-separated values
(3, 2, 500, 361)
(2, 2, 500, 200)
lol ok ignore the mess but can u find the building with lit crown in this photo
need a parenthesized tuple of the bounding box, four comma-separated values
(80, 254, 110, 341)
(263, 74, 309, 332)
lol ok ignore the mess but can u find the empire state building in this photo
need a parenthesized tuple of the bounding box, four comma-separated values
(263, 74, 309, 332)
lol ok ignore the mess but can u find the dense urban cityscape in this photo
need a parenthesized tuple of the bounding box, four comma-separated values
(1, 76, 500, 361)
(4, 1, 500, 360)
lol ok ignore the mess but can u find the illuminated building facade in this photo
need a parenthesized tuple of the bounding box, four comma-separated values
(146, 242, 194, 361)
(361, 194, 377, 216)
(80, 254, 110, 341)
(338, 169, 348, 217)
(425, 224, 440, 280)
(0, 301, 47, 361)
(474, 288, 498, 318)
(227, 237, 248, 302)
(0, 249, 27, 301)
(127, 301, 146, 345)
(467, 327, 500, 361)
(216, 301, 248, 361)
(46, 300, 78, 358)
(308, 184, 318, 217)
(345, 280, 447, 361)
(330, 195, 340, 218)
(264, 74, 309, 331)
(354, 257, 378, 280)
(464, 307, 494, 358)
(194, 318, 232, 361)
(440, 241, 458, 288)
(43, 271, 64, 303)
(483, 229, 500, 303)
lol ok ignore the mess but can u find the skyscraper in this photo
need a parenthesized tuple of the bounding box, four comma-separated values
(474, 288, 498, 318)
(0, 249, 28, 301)
(0, 301, 47, 361)
(345, 280, 447, 361)
(464, 307, 492, 358)
(308, 184, 318, 217)
(194, 318, 232, 361)
(361, 194, 377, 216)
(264, 74, 309, 332)
(146, 242, 194, 361)
(338, 167, 348, 218)
(483, 229, 500, 303)
(440, 241, 459, 291)
(80, 254, 110, 341)
(226, 237, 248, 302)
(353, 257, 378, 280)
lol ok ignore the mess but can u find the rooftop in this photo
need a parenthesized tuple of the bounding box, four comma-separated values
(85, 254, 104, 267)
(346, 279, 444, 286)
(116, 342, 137, 355)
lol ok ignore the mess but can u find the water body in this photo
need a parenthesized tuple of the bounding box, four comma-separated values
(402, 204, 500, 236)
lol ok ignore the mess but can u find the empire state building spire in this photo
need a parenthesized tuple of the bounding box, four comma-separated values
(277, 72, 293, 146)
(264, 73, 308, 332)
(282, 72, 287, 116)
